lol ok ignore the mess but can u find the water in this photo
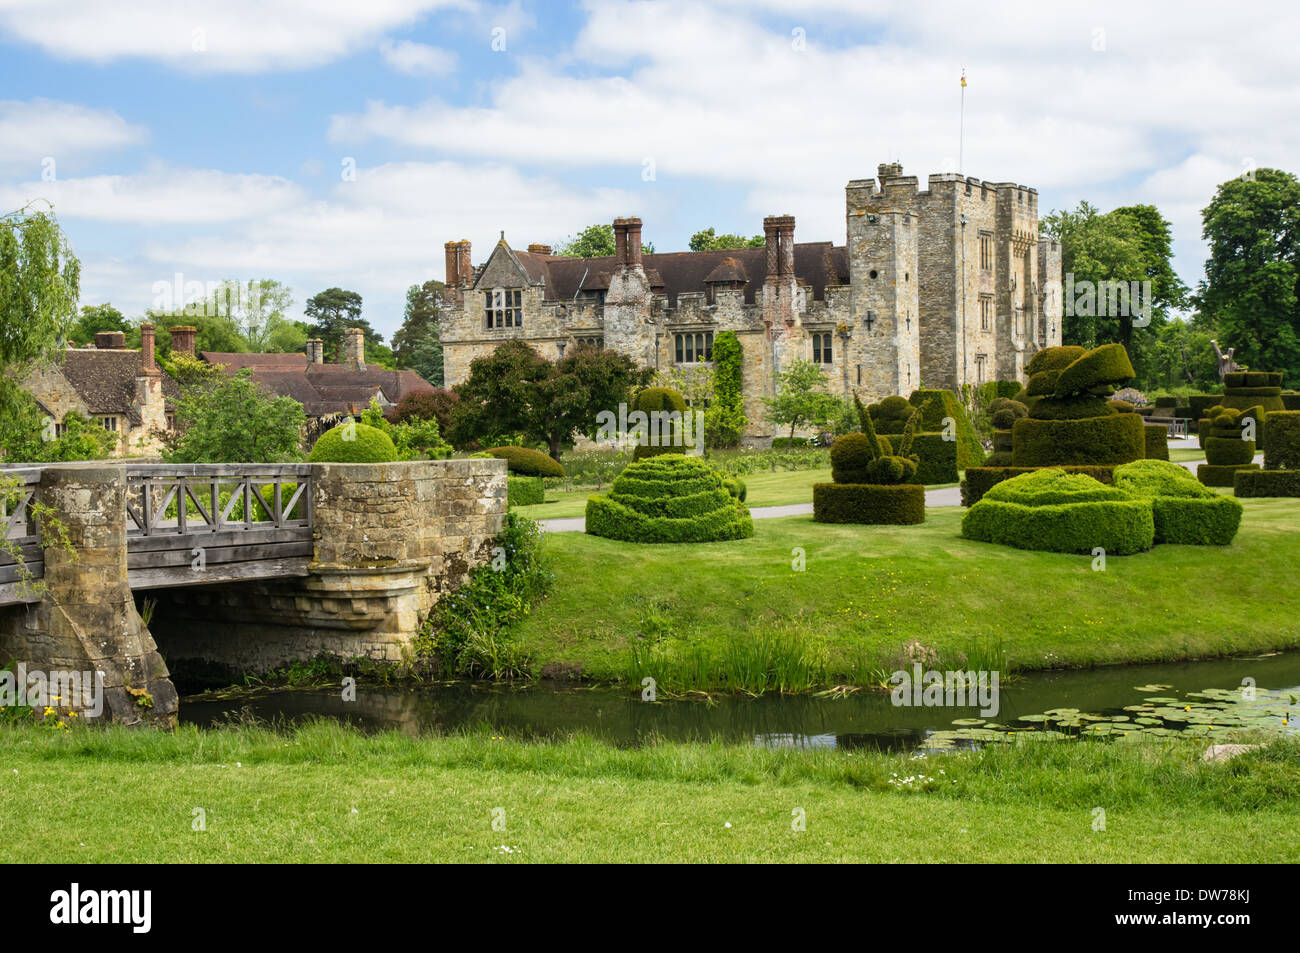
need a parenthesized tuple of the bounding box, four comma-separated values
(181, 651, 1300, 751)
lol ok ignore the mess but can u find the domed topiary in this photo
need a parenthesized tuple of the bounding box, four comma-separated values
(586, 454, 752, 543)
(632, 387, 690, 460)
(1113, 459, 1242, 545)
(869, 395, 914, 433)
(1025, 345, 1087, 376)
(486, 446, 566, 478)
(309, 422, 399, 463)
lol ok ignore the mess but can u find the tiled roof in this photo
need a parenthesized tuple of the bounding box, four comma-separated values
(209, 353, 435, 417)
(201, 352, 307, 370)
(57, 349, 182, 425)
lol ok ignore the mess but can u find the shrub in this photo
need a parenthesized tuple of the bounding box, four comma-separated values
(962, 470, 1154, 555)
(1012, 413, 1144, 466)
(507, 475, 544, 507)
(1204, 436, 1255, 465)
(586, 454, 753, 543)
(868, 395, 914, 432)
(308, 423, 398, 463)
(709, 330, 747, 448)
(829, 431, 892, 483)
(812, 483, 925, 524)
(983, 450, 1015, 466)
(1198, 463, 1259, 487)
(1108, 399, 1136, 414)
(1052, 343, 1136, 397)
(1025, 345, 1086, 375)
(486, 445, 566, 477)
(722, 475, 747, 502)
(1113, 460, 1242, 545)
(393, 388, 459, 432)
(1234, 469, 1300, 497)
(631, 386, 689, 460)
(992, 430, 1014, 452)
(1030, 395, 1114, 420)
(989, 399, 1028, 430)
(1144, 424, 1169, 460)
(897, 432, 957, 484)
(908, 388, 984, 469)
(960, 465, 1116, 506)
(1264, 410, 1300, 469)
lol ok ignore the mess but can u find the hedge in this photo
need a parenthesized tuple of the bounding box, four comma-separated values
(1025, 345, 1086, 375)
(992, 430, 1014, 452)
(1113, 460, 1242, 545)
(486, 446, 566, 477)
(1204, 436, 1255, 466)
(1225, 371, 1283, 388)
(507, 476, 544, 507)
(812, 482, 925, 524)
(1144, 424, 1169, 460)
(585, 454, 752, 543)
(1282, 394, 1300, 411)
(1264, 410, 1300, 469)
(1052, 343, 1135, 397)
(1187, 395, 1220, 419)
(908, 388, 984, 469)
(1030, 395, 1115, 420)
(632, 387, 689, 460)
(983, 469, 1129, 507)
(1234, 469, 1300, 497)
(1011, 413, 1144, 466)
(309, 423, 398, 463)
(962, 493, 1154, 556)
(877, 431, 958, 484)
(960, 465, 1116, 506)
(1197, 463, 1259, 487)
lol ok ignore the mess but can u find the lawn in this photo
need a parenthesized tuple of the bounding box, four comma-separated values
(2, 722, 1295, 863)
(512, 499, 1300, 687)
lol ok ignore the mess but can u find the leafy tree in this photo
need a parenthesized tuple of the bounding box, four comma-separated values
(304, 288, 383, 362)
(68, 303, 129, 346)
(166, 369, 305, 463)
(392, 280, 445, 385)
(205, 279, 294, 351)
(265, 319, 311, 354)
(452, 340, 647, 458)
(135, 312, 247, 357)
(761, 359, 841, 443)
(358, 397, 451, 460)
(1197, 167, 1300, 379)
(689, 227, 764, 251)
(555, 223, 654, 258)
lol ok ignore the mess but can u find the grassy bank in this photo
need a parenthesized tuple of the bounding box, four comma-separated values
(512, 500, 1300, 688)
(2, 722, 1295, 862)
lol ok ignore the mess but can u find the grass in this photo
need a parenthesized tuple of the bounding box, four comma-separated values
(3, 721, 1296, 862)
(511, 499, 1300, 688)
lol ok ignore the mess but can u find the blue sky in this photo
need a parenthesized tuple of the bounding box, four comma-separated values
(2, 0, 1296, 341)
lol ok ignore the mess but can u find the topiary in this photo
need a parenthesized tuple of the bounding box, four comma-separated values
(989, 398, 1028, 430)
(309, 422, 399, 463)
(908, 388, 984, 469)
(507, 475, 545, 507)
(1113, 459, 1242, 545)
(868, 395, 914, 433)
(632, 386, 689, 460)
(1263, 410, 1300, 470)
(1052, 343, 1136, 398)
(486, 445, 566, 477)
(1025, 345, 1087, 376)
(586, 454, 753, 543)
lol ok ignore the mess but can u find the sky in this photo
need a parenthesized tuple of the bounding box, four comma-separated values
(2, 0, 1297, 342)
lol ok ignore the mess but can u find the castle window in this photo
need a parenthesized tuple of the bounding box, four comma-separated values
(165, 414, 177, 431)
(485, 288, 523, 329)
(980, 296, 992, 331)
(812, 332, 833, 364)
(575, 336, 603, 349)
(674, 331, 713, 364)
(979, 233, 993, 271)
(974, 353, 988, 383)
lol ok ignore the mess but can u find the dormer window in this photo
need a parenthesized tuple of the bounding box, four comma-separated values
(485, 288, 523, 329)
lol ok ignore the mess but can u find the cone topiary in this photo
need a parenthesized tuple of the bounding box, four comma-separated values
(586, 454, 752, 543)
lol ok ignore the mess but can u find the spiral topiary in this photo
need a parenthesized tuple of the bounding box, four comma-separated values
(586, 454, 753, 543)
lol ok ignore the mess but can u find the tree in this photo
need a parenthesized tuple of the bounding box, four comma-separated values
(68, 303, 129, 346)
(265, 319, 311, 354)
(555, 223, 654, 258)
(451, 340, 646, 458)
(304, 288, 383, 362)
(689, 227, 764, 251)
(1197, 167, 1300, 380)
(761, 359, 841, 443)
(206, 279, 294, 351)
(166, 369, 306, 463)
(392, 280, 445, 385)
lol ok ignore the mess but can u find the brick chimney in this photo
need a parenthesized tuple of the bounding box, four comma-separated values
(169, 325, 196, 359)
(612, 218, 629, 266)
(763, 217, 781, 278)
(456, 240, 472, 287)
(528, 243, 552, 255)
(777, 216, 795, 277)
(343, 328, 365, 371)
(94, 331, 126, 349)
(303, 339, 321, 364)
(445, 240, 460, 286)
(625, 217, 643, 268)
(139, 323, 160, 375)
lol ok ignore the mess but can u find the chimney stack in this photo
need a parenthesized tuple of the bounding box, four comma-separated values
(527, 243, 552, 255)
(625, 217, 643, 268)
(343, 328, 365, 371)
(456, 240, 472, 287)
(763, 217, 781, 278)
(169, 325, 196, 359)
(612, 218, 629, 267)
(777, 216, 795, 277)
(445, 241, 460, 286)
(94, 331, 126, 350)
(139, 323, 160, 375)
(306, 338, 324, 364)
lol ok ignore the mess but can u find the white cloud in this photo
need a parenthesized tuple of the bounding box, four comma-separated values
(380, 39, 458, 76)
(0, 98, 148, 175)
(0, 0, 466, 72)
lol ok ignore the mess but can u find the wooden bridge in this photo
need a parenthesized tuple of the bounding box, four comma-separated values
(1, 463, 314, 605)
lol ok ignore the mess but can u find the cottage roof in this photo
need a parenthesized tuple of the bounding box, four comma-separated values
(56, 348, 182, 425)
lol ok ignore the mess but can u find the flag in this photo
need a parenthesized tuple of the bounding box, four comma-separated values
(960, 71, 967, 88)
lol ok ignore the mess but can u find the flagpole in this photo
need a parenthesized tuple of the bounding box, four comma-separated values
(959, 68, 966, 176)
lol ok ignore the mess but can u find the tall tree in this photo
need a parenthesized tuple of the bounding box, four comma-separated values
(392, 279, 445, 385)
(68, 302, 129, 346)
(555, 223, 654, 258)
(689, 227, 764, 251)
(1197, 167, 1300, 379)
(304, 287, 382, 362)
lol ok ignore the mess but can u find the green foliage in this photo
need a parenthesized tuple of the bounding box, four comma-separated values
(709, 330, 746, 448)
(1026, 345, 1087, 376)
(1264, 410, 1300, 469)
(556, 223, 654, 257)
(688, 227, 765, 251)
(0, 382, 117, 462)
(1234, 469, 1300, 497)
(414, 513, 551, 677)
(356, 398, 451, 460)
(1197, 463, 1259, 487)
(304, 287, 385, 364)
(962, 469, 1155, 555)
(722, 476, 747, 502)
(507, 475, 545, 507)
(1027, 394, 1114, 420)
(892, 433, 958, 485)
(487, 445, 567, 477)
(67, 302, 128, 346)
(393, 389, 459, 433)
(960, 465, 1116, 506)
(1052, 342, 1136, 398)
(308, 422, 398, 463)
(392, 280, 445, 386)
(1113, 459, 1242, 545)
(989, 398, 1028, 430)
(1143, 424, 1170, 460)
(585, 455, 753, 543)
(812, 482, 925, 524)
(868, 395, 914, 432)
(908, 388, 984, 469)
(167, 369, 305, 463)
(762, 360, 841, 444)
(1012, 413, 1145, 466)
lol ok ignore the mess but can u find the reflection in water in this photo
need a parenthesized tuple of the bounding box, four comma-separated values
(181, 651, 1300, 752)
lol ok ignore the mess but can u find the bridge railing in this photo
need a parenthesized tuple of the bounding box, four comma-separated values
(0, 467, 45, 602)
(124, 464, 313, 537)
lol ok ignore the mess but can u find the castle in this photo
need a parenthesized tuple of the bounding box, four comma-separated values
(440, 163, 1063, 439)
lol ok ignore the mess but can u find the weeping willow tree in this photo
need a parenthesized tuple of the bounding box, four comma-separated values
(0, 204, 83, 461)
